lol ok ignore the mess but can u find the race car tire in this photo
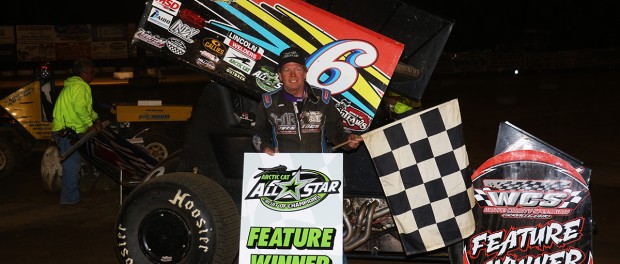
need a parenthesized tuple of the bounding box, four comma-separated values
(41, 146, 63, 192)
(41, 146, 101, 193)
(142, 133, 177, 162)
(115, 172, 239, 264)
(0, 139, 18, 181)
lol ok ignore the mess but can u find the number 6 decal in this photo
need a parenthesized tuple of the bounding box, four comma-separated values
(306, 40, 378, 94)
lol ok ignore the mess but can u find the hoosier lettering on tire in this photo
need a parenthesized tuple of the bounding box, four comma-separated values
(114, 172, 240, 264)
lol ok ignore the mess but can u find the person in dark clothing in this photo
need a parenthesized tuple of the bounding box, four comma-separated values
(252, 47, 362, 155)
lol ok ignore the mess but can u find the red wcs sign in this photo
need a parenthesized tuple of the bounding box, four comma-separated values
(465, 150, 593, 264)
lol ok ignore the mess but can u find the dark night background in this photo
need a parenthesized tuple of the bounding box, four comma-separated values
(3, 0, 620, 52)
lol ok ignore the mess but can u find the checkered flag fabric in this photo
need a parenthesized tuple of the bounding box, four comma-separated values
(361, 99, 475, 255)
(484, 179, 572, 191)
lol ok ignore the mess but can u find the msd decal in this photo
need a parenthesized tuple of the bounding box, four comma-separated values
(244, 165, 341, 212)
(152, 0, 181, 16)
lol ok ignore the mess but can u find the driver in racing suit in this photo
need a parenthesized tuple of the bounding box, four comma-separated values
(253, 46, 362, 154)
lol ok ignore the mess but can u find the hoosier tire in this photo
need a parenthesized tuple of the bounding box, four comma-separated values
(115, 172, 240, 264)
(40, 146, 101, 193)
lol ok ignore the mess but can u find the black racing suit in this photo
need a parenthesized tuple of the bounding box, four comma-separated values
(253, 83, 351, 153)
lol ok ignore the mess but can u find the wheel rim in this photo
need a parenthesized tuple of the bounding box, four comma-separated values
(40, 146, 62, 191)
(145, 142, 169, 161)
(139, 209, 191, 263)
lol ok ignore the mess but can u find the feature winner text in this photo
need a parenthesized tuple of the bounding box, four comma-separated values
(246, 226, 336, 264)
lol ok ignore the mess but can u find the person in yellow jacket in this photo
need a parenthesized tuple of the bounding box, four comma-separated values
(51, 58, 102, 208)
(386, 91, 422, 119)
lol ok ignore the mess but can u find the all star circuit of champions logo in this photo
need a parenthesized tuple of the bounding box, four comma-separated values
(245, 165, 341, 212)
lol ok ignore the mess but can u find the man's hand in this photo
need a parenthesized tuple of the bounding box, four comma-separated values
(263, 147, 277, 156)
(346, 134, 363, 149)
(88, 119, 103, 133)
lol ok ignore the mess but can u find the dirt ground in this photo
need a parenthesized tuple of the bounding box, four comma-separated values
(0, 69, 617, 263)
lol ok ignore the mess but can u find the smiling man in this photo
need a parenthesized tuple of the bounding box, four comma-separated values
(253, 47, 362, 155)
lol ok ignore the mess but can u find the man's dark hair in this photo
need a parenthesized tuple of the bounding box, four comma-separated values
(72, 58, 95, 75)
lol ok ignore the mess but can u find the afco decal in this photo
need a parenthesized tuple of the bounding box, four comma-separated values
(245, 165, 341, 212)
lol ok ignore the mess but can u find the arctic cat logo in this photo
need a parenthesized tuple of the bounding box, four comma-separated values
(245, 166, 340, 212)
(224, 48, 254, 74)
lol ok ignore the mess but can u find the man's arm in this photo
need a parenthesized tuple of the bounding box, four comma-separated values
(72, 84, 98, 133)
(324, 98, 362, 150)
(252, 98, 275, 154)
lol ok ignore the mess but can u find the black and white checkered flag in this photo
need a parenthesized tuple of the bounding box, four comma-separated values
(361, 99, 475, 255)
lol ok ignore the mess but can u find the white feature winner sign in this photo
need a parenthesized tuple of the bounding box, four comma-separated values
(241, 153, 344, 264)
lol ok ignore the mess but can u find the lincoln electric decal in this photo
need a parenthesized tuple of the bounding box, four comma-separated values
(465, 150, 593, 264)
(134, 0, 404, 132)
(241, 153, 344, 263)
